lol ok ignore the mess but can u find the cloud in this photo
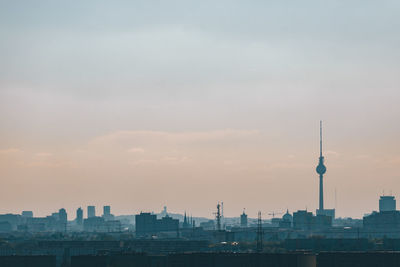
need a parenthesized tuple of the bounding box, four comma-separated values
(388, 157, 400, 165)
(129, 159, 158, 166)
(0, 148, 22, 154)
(77, 129, 261, 168)
(35, 152, 53, 157)
(127, 147, 145, 153)
(90, 129, 259, 146)
(325, 150, 340, 157)
(161, 156, 189, 164)
(355, 154, 371, 159)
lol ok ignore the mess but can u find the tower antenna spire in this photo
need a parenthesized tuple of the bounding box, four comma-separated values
(320, 120, 323, 157)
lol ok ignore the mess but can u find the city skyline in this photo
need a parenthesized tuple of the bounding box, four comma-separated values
(1, 119, 398, 219)
(1, 1, 400, 219)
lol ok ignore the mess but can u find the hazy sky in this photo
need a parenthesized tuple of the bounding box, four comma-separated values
(1, 1, 400, 219)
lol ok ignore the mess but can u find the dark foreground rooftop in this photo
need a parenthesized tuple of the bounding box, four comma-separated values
(3, 252, 400, 267)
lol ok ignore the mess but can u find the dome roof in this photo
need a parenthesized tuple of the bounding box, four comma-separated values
(282, 210, 293, 221)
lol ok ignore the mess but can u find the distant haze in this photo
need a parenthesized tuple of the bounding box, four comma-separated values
(1, 1, 399, 219)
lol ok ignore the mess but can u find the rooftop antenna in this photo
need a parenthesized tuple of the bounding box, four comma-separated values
(256, 211, 263, 252)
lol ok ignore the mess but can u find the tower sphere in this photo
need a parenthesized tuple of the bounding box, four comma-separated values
(316, 162, 326, 175)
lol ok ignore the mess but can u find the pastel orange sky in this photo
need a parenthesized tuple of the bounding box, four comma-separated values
(1, 1, 399, 219)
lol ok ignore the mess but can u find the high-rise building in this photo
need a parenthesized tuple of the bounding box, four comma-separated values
(102, 205, 114, 220)
(135, 212, 157, 236)
(156, 215, 179, 232)
(379, 196, 396, 212)
(59, 208, 67, 223)
(76, 207, 83, 225)
(363, 196, 400, 233)
(293, 210, 314, 230)
(293, 210, 332, 230)
(240, 210, 248, 227)
(88, 206, 96, 218)
(135, 212, 178, 236)
(103, 206, 110, 217)
(58, 208, 68, 232)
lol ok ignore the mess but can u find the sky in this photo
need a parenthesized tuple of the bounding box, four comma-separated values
(0, 0, 400, 219)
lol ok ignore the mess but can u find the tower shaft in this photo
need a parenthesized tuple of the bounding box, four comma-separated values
(319, 174, 324, 210)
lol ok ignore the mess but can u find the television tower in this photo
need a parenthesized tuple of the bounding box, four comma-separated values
(316, 121, 327, 211)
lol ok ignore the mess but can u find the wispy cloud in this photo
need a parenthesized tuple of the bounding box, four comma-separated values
(326, 150, 340, 157)
(127, 147, 145, 153)
(35, 152, 53, 157)
(0, 148, 22, 154)
(90, 129, 260, 147)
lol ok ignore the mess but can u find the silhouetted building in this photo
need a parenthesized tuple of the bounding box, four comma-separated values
(316, 208, 335, 219)
(88, 206, 96, 218)
(103, 206, 110, 216)
(200, 220, 215, 230)
(83, 217, 121, 232)
(135, 212, 179, 236)
(293, 210, 314, 230)
(25, 216, 57, 232)
(21, 211, 33, 218)
(379, 196, 396, 212)
(315, 214, 332, 229)
(363, 196, 400, 236)
(0, 221, 12, 232)
(363, 211, 400, 230)
(135, 212, 157, 236)
(102, 205, 114, 221)
(0, 214, 21, 231)
(240, 211, 248, 228)
(293, 210, 332, 230)
(59, 208, 67, 223)
(157, 215, 179, 232)
(76, 207, 83, 225)
(279, 210, 292, 228)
